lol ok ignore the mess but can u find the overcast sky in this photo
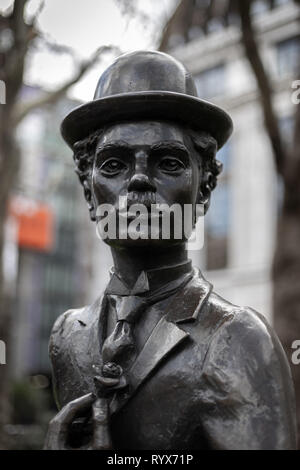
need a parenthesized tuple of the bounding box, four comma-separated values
(0, 0, 176, 101)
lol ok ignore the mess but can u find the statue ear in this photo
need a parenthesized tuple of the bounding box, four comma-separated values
(197, 174, 212, 215)
(83, 179, 96, 221)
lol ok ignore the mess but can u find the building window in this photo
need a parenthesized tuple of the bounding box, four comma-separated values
(250, 0, 291, 15)
(280, 115, 294, 147)
(277, 116, 294, 214)
(250, 0, 270, 16)
(273, 0, 291, 7)
(205, 142, 231, 271)
(167, 33, 185, 50)
(277, 36, 300, 78)
(194, 64, 226, 99)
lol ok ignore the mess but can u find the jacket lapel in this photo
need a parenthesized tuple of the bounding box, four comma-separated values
(130, 316, 188, 390)
(71, 293, 108, 391)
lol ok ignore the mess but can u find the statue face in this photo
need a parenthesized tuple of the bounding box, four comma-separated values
(91, 121, 201, 247)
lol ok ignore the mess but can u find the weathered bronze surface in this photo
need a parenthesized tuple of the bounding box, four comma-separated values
(45, 51, 297, 450)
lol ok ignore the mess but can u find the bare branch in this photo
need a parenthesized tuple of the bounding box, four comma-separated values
(12, 0, 29, 27)
(159, 0, 196, 51)
(26, 0, 45, 27)
(37, 34, 82, 67)
(236, 0, 286, 175)
(11, 0, 34, 44)
(4, 0, 38, 106)
(159, 0, 228, 51)
(284, 91, 300, 205)
(12, 45, 119, 125)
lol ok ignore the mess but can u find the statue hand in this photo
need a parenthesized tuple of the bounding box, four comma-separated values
(44, 363, 126, 450)
(44, 393, 96, 450)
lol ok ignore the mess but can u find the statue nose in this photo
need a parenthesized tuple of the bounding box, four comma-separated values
(128, 174, 156, 193)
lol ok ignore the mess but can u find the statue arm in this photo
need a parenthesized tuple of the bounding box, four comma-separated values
(199, 308, 297, 450)
(48, 309, 74, 409)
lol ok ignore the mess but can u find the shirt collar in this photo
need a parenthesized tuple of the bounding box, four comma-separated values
(105, 260, 193, 296)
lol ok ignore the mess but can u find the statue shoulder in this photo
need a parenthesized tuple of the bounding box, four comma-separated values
(200, 299, 297, 448)
(48, 299, 104, 409)
(49, 307, 87, 358)
(49, 293, 104, 361)
(196, 275, 295, 393)
(205, 293, 288, 367)
(203, 297, 295, 406)
(195, 272, 283, 360)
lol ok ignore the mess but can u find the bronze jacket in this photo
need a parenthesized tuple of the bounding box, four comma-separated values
(49, 269, 297, 450)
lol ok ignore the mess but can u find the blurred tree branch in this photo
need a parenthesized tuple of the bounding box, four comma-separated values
(12, 45, 116, 125)
(236, 0, 285, 175)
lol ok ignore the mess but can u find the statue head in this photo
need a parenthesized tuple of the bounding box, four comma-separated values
(61, 51, 233, 247)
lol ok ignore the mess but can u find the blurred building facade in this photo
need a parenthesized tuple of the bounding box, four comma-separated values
(162, 0, 299, 321)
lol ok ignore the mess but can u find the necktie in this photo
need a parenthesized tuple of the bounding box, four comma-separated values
(102, 295, 148, 370)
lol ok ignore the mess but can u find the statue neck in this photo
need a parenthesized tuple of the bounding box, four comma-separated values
(110, 244, 188, 289)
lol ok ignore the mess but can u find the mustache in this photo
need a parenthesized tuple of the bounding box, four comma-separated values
(126, 191, 157, 208)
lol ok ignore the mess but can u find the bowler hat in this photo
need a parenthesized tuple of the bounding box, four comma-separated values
(61, 50, 233, 150)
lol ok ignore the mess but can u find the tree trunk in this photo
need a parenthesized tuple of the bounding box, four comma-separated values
(237, 0, 300, 447)
(273, 99, 300, 448)
(273, 193, 300, 448)
(0, 106, 20, 448)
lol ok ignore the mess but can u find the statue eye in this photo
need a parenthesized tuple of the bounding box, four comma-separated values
(158, 157, 185, 173)
(100, 159, 126, 176)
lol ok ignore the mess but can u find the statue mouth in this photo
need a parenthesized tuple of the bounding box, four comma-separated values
(116, 191, 160, 221)
(126, 191, 157, 209)
(118, 208, 162, 223)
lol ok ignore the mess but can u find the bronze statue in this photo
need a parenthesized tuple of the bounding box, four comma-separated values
(44, 51, 297, 450)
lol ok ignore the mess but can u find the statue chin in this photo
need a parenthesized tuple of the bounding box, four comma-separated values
(102, 235, 188, 250)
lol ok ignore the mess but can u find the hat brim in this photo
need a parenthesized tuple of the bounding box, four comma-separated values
(61, 91, 233, 150)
